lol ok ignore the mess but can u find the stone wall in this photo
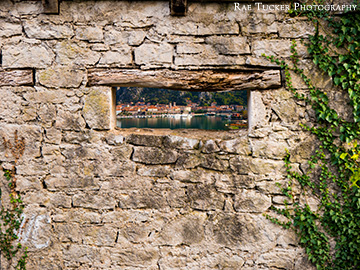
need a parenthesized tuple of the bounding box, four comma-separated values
(0, 0, 350, 269)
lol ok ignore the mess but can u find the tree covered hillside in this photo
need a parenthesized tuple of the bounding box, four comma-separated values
(116, 87, 247, 106)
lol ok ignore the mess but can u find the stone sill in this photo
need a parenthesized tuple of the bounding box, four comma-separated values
(114, 127, 248, 140)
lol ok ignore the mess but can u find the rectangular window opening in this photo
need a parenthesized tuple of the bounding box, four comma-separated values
(112, 87, 248, 131)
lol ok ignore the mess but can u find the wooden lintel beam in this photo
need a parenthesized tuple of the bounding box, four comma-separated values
(42, 0, 59, 14)
(170, 0, 187, 16)
(87, 69, 281, 91)
(0, 69, 34, 87)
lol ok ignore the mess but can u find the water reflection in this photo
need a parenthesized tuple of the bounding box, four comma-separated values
(117, 115, 236, 130)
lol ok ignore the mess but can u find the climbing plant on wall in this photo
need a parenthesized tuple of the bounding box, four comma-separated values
(1, 131, 28, 270)
(264, 1, 360, 269)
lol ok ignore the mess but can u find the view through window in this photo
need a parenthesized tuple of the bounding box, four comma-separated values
(116, 87, 248, 130)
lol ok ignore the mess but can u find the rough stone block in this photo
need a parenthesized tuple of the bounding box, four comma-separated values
(55, 40, 101, 66)
(3, 42, 55, 68)
(187, 184, 225, 210)
(82, 87, 111, 130)
(219, 137, 251, 155)
(24, 20, 74, 39)
(72, 192, 116, 210)
(98, 49, 132, 66)
(163, 135, 199, 149)
(56, 110, 86, 131)
(135, 43, 173, 67)
(200, 154, 229, 171)
(234, 189, 272, 213)
(132, 146, 178, 164)
(205, 36, 251, 55)
(75, 26, 103, 42)
(157, 214, 206, 245)
(201, 139, 220, 153)
(279, 19, 315, 38)
(0, 21, 23, 37)
(127, 134, 164, 147)
(37, 66, 85, 88)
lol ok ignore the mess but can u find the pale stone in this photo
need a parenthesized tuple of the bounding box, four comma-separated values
(242, 22, 277, 34)
(279, 20, 315, 38)
(234, 189, 272, 213)
(157, 21, 239, 35)
(82, 225, 117, 247)
(0, 124, 42, 162)
(56, 110, 86, 131)
(23, 89, 67, 104)
(98, 49, 132, 66)
(37, 66, 85, 88)
(210, 213, 277, 251)
(175, 46, 246, 66)
(109, 247, 159, 267)
(0, 21, 23, 37)
(75, 26, 103, 42)
(2, 42, 54, 68)
(157, 213, 206, 245)
(135, 43, 173, 66)
(24, 20, 74, 39)
(163, 135, 199, 149)
(137, 166, 171, 177)
(205, 36, 250, 55)
(219, 138, 251, 155)
(252, 39, 292, 58)
(73, 192, 116, 210)
(251, 139, 288, 159)
(82, 87, 111, 130)
(55, 40, 101, 66)
(256, 248, 297, 269)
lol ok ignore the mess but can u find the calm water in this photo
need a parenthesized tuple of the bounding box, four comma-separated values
(117, 115, 231, 130)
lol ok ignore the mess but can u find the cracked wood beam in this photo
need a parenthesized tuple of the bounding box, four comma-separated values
(42, 0, 59, 14)
(170, 0, 187, 16)
(0, 69, 34, 86)
(87, 69, 281, 91)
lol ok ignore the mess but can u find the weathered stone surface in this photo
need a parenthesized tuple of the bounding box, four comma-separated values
(2, 42, 55, 68)
(56, 110, 86, 131)
(72, 192, 116, 210)
(137, 166, 171, 177)
(201, 155, 229, 171)
(163, 135, 199, 149)
(109, 246, 159, 267)
(0, 68, 34, 86)
(279, 19, 315, 38)
(187, 184, 225, 210)
(75, 26, 103, 42)
(98, 49, 132, 66)
(37, 66, 85, 88)
(82, 87, 111, 130)
(251, 138, 288, 159)
(205, 36, 250, 55)
(0, 124, 42, 162)
(209, 213, 277, 251)
(157, 213, 205, 245)
(230, 156, 285, 175)
(0, 21, 23, 37)
(55, 40, 101, 66)
(256, 248, 297, 269)
(24, 20, 74, 39)
(132, 146, 178, 164)
(135, 43, 173, 67)
(234, 190, 272, 212)
(219, 137, 251, 155)
(201, 139, 220, 153)
(157, 20, 239, 35)
(127, 134, 163, 147)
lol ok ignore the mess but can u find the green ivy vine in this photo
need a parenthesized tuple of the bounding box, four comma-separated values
(1, 131, 28, 270)
(264, 0, 360, 269)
